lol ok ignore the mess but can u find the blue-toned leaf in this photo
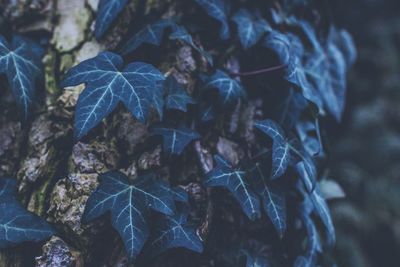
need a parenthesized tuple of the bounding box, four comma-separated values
(294, 204, 322, 267)
(148, 206, 203, 256)
(170, 25, 214, 65)
(95, 0, 129, 39)
(294, 20, 356, 67)
(302, 27, 356, 121)
(295, 20, 323, 52)
(120, 19, 174, 55)
(303, 52, 342, 121)
(296, 162, 335, 246)
(232, 9, 271, 49)
(165, 76, 195, 112)
(270, 9, 289, 25)
(254, 119, 286, 143)
(263, 31, 291, 66)
(194, 0, 231, 39)
(0, 178, 54, 248)
(296, 118, 322, 156)
(204, 155, 261, 220)
(202, 70, 245, 104)
(158, 184, 188, 203)
(249, 163, 286, 237)
(311, 185, 335, 246)
(254, 120, 291, 179)
(293, 155, 317, 194)
(334, 29, 357, 68)
(61, 51, 165, 140)
(286, 33, 306, 57)
(263, 31, 323, 112)
(0, 35, 44, 122)
(271, 20, 355, 121)
(151, 82, 165, 119)
(278, 88, 308, 129)
(287, 57, 323, 112)
(151, 125, 200, 155)
(83, 171, 176, 260)
(214, 154, 231, 168)
(199, 103, 216, 122)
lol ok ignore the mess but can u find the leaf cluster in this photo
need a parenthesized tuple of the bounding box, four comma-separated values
(0, 0, 356, 266)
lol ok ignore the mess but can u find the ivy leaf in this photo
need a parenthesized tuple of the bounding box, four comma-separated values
(232, 9, 271, 49)
(165, 76, 195, 112)
(295, 153, 317, 194)
(310, 185, 335, 246)
(95, 0, 129, 39)
(151, 82, 165, 119)
(278, 88, 308, 130)
(294, 202, 322, 267)
(202, 70, 245, 104)
(306, 35, 346, 121)
(194, 0, 231, 39)
(302, 27, 353, 121)
(287, 56, 324, 112)
(60, 51, 165, 140)
(148, 206, 203, 256)
(263, 31, 292, 69)
(151, 125, 200, 155)
(83, 171, 176, 260)
(0, 35, 44, 122)
(334, 29, 357, 68)
(199, 103, 216, 122)
(169, 25, 214, 65)
(120, 19, 174, 55)
(160, 184, 188, 203)
(204, 155, 261, 220)
(296, 20, 356, 66)
(296, 162, 335, 246)
(270, 8, 291, 25)
(254, 120, 291, 179)
(249, 163, 286, 237)
(263, 31, 323, 112)
(295, 118, 322, 156)
(0, 178, 54, 248)
(292, 23, 356, 121)
(294, 20, 322, 53)
(214, 153, 231, 167)
(265, 23, 355, 121)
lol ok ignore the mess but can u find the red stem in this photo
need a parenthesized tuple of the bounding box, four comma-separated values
(229, 64, 287, 77)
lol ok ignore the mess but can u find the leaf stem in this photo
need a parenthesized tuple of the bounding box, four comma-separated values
(229, 64, 287, 77)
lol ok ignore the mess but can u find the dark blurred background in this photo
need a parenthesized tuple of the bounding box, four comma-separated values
(328, 1, 400, 267)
